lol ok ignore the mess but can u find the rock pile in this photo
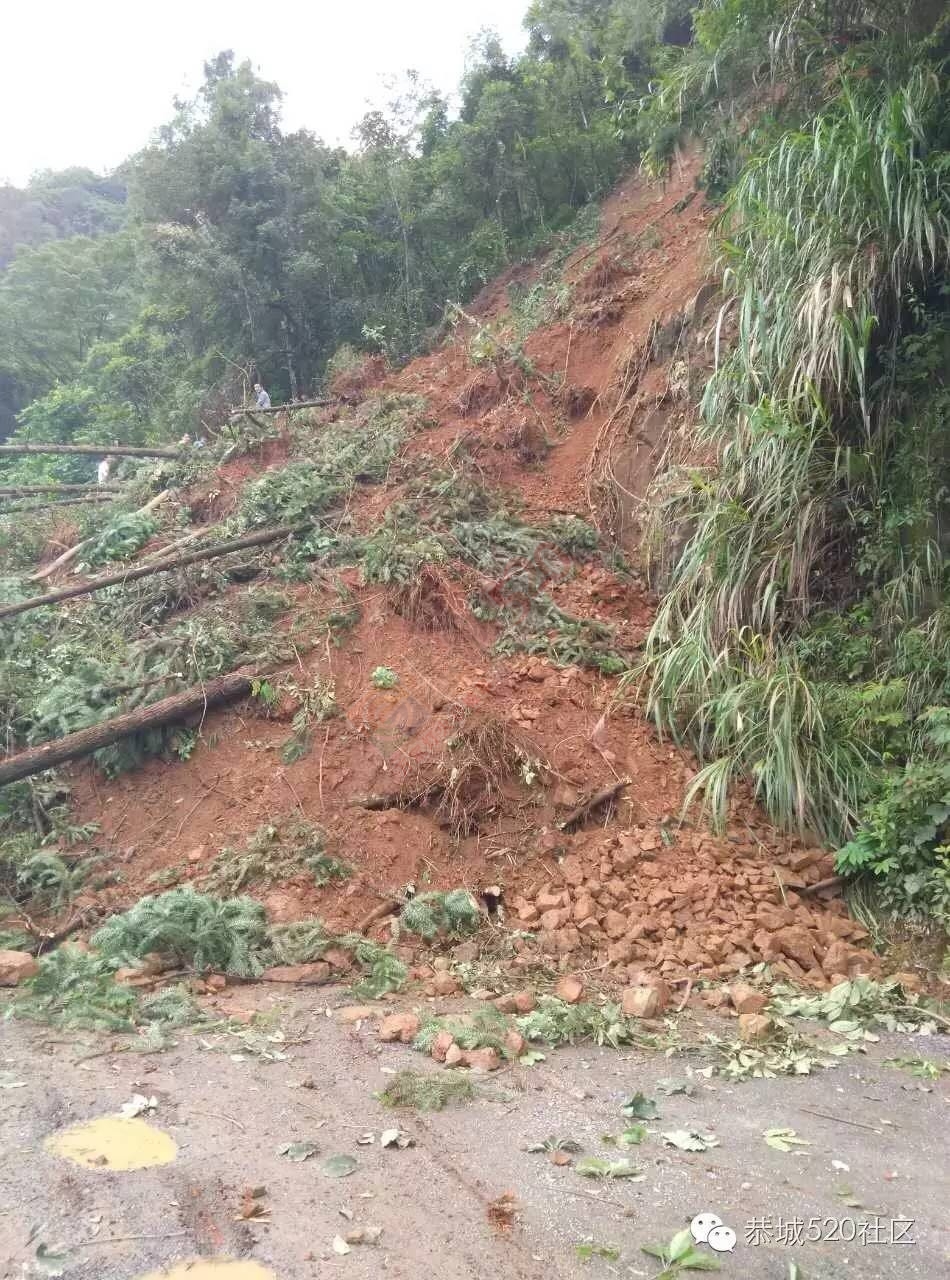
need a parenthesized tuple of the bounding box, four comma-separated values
(509, 827, 875, 988)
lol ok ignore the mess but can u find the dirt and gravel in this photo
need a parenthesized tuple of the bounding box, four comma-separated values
(2, 983, 949, 1280)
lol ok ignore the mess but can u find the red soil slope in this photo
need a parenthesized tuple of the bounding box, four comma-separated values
(64, 155, 876, 991)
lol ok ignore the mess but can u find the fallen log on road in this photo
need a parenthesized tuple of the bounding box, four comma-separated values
(0, 670, 255, 787)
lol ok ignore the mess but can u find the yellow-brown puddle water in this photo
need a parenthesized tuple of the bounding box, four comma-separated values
(138, 1264, 276, 1279)
(45, 1115, 177, 1170)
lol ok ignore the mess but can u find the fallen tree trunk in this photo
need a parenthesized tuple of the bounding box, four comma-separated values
(1, 523, 305, 620)
(557, 777, 631, 831)
(229, 398, 330, 419)
(1, 495, 117, 514)
(0, 670, 254, 787)
(0, 484, 123, 496)
(0, 443, 181, 458)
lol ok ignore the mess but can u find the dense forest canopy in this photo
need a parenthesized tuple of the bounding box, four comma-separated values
(0, 2, 694, 450)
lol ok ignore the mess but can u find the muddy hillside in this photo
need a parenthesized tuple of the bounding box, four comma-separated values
(53, 154, 877, 991)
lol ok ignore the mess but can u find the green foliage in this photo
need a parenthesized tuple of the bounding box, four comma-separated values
(93, 888, 271, 977)
(641, 1227, 721, 1276)
(771, 976, 938, 1032)
(496, 595, 627, 674)
(414, 1006, 512, 1056)
(10, 947, 137, 1032)
(344, 937, 409, 999)
(14, 850, 92, 911)
(204, 821, 340, 895)
(78, 511, 158, 568)
(836, 751, 950, 923)
(516, 996, 653, 1048)
(636, 45, 950, 923)
(378, 1069, 476, 1111)
(399, 889, 481, 940)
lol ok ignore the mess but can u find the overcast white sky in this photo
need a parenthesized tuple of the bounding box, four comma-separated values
(3, 1, 530, 186)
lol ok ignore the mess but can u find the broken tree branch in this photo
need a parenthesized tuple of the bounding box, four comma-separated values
(1, 523, 306, 620)
(0, 484, 123, 496)
(229, 398, 330, 420)
(0, 670, 255, 787)
(0, 494, 118, 513)
(557, 776, 631, 831)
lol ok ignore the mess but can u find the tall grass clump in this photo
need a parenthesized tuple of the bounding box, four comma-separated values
(636, 51, 950, 922)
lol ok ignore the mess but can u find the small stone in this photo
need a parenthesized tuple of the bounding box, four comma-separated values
(728, 982, 768, 1016)
(554, 974, 584, 1004)
(428, 971, 460, 997)
(338, 1005, 375, 1023)
(604, 909, 627, 939)
(822, 939, 856, 977)
(462, 1047, 502, 1072)
(573, 894, 596, 923)
(621, 980, 670, 1019)
(261, 962, 330, 985)
(0, 950, 38, 987)
(773, 925, 818, 970)
(378, 1012, 421, 1043)
(504, 1029, 526, 1057)
(537, 890, 568, 911)
(431, 1030, 455, 1062)
(738, 1013, 773, 1042)
(559, 855, 585, 887)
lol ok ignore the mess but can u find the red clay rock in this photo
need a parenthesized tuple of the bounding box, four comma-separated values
(378, 1012, 421, 1043)
(554, 974, 584, 1004)
(427, 971, 461, 997)
(0, 950, 38, 987)
(504, 1029, 527, 1057)
(773, 925, 818, 970)
(621, 979, 671, 1019)
(462, 1047, 502, 1072)
(603, 909, 627, 939)
(573, 894, 596, 923)
(560, 855, 585, 887)
(262, 962, 330, 985)
(738, 1013, 773, 1042)
(338, 1005, 375, 1023)
(729, 983, 768, 1016)
(431, 1030, 455, 1062)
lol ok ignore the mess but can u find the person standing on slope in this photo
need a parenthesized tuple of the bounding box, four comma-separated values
(254, 382, 271, 410)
